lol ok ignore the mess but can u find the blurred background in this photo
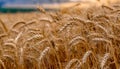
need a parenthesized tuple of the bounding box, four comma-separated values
(0, 0, 119, 13)
(0, 0, 75, 13)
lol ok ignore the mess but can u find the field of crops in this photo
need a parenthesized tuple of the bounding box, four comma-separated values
(0, 1, 120, 69)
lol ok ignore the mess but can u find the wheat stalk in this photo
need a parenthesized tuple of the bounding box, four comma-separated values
(82, 51, 92, 64)
(58, 22, 73, 33)
(96, 24, 109, 35)
(3, 54, 17, 69)
(29, 46, 40, 54)
(69, 35, 86, 46)
(0, 19, 8, 32)
(19, 48, 24, 69)
(69, 17, 86, 24)
(102, 5, 114, 10)
(37, 6, 46, 13)
(38, 47, 50, 61)
(0, 59, 6, 69)
(100, 53, 110, 69)
(10, 29, 19, 34)
(14, 31, 23, 43)
(19, 20, 36, 30)
(65, 59, 81, 69)
(0, 33, 7, 38)
(27, 34, 44, 41)
(3, 54, 14, 61)
(25, 56, 39, 69)
(92, 37, 111, 44)
(27, 28, 41, 32)
(33, 39, 48, 47)
(12, 21, 26, 29)
(87, 33, 103, 38)
(5, 39, 15, 43)
(40, 18, 52, 23)
(4, 42, 17, 50)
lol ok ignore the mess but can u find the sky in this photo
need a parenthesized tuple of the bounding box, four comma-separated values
(0, 0, 68, 4)
(0, 0, 69, 7)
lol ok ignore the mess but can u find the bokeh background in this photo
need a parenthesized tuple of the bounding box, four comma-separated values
(0, 0, 70, 12)
(0, 0, 119, 13)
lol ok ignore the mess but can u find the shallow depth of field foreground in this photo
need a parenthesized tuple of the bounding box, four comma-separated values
(0, 2, 120, 69)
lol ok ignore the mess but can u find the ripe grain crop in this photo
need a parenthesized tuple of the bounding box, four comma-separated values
(0, 1, 120, 69)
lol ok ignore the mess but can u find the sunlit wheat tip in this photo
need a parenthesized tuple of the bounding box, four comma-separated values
(4, 42, 17, 49)
(100, 53, 110, 69)
(15, 31, 23, 43)
(82, 51, 92, 64)
(27, 34, 44, 41)
(65, 59, 81, 69)
(92, 38, 111, 44)
(39, 47, 50, 61)
(69, 36, 86, 46)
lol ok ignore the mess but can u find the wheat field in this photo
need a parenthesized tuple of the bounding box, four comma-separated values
(0, 1, 120, 69)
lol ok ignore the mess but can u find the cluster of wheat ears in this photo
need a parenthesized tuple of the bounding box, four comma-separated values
(0, 2, 120, 69)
